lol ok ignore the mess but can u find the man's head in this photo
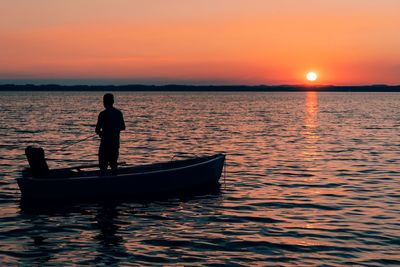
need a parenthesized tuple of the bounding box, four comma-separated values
(103, 93, 114, 108)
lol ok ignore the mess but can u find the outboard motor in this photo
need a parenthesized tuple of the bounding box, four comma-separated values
(25, 146, 49, 177)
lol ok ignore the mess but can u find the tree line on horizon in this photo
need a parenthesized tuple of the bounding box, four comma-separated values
(0, 84, 399, 92)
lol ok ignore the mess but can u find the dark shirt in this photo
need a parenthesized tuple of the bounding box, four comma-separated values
(95, 107, 126, 143)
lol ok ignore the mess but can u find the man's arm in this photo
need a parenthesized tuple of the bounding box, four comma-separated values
(95, 113, 103, 135)
(120, 112, 126, 131)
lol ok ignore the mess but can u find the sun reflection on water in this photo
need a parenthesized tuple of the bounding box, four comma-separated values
(302, 92, 320, 161)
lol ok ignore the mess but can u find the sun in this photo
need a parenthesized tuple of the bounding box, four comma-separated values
(306, 71, 318, 82)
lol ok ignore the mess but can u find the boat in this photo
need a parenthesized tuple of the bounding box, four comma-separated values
(17, 147, 226, 202)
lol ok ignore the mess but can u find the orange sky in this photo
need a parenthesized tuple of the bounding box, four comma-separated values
(1, 0, 399, 85)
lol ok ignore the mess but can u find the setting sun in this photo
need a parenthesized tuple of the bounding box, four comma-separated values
(306, 72, 318, 82)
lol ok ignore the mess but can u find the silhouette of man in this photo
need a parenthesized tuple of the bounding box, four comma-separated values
(96, 93, 125, 174)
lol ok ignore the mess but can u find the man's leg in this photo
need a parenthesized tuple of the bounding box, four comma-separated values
(109, 141, 119, 172)
(99, 142, 108, 175)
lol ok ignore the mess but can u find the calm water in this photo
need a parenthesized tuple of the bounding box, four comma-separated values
(0, 92, 399, 266)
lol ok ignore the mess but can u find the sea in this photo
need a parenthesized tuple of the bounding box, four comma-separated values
(0, 91, 399, 266)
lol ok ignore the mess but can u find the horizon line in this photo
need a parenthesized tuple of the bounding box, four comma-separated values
(1, 83, 400, 87)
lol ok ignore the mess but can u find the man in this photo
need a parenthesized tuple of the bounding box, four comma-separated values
(95, 93, 126, 174)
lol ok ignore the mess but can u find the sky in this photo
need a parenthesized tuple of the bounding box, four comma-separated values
(1, 0, 399, 85)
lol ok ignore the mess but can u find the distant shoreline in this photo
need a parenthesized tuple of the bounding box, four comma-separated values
(1, 84, 400, 92)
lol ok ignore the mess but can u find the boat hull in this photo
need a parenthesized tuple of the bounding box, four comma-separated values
(17, 154, 225, 202)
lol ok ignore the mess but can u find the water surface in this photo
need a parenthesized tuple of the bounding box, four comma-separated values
(0, 92, 399, 266)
